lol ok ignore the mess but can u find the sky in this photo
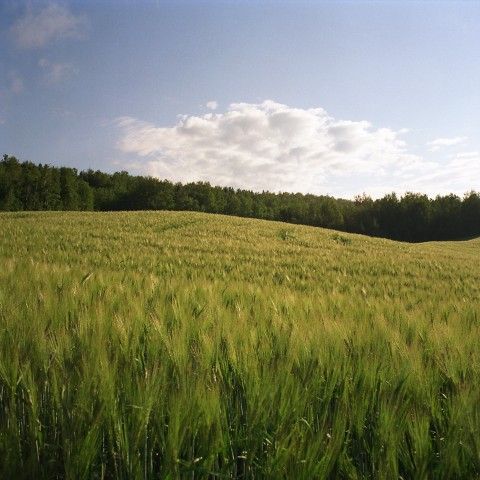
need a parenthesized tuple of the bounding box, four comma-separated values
(1, 0, 479, 199)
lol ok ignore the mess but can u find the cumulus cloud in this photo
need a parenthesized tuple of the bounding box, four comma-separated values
(361, 150, 480, 199)
(206, 100, 218, 110)
(11, 3, 87, 49)
(405, 151, 480, 195)
(427, 136, 468, 151)
(116, 100, 422, 194)
(38, 58, 77, 83)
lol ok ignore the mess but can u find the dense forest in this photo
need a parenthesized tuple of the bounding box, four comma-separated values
(1, 154, 479, 242)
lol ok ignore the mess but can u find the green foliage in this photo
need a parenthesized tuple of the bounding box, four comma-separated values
(0, 211, 479, 478)
(1, 155, 480, 242)
(0, 156, 94, 212)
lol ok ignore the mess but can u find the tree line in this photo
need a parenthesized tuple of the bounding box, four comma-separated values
(1, 154, 479, 242)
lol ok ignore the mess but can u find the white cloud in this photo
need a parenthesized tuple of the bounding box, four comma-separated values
(354, 150, 480, 199)
(115, 100, 424, 195)
(206, 101, 218, 110)
(406, 151, 480, 195)
(8, 71, 24, 94)
(455, 151, 479, 160)
(11, 3, 87, 49)
(427, 136, 467, 151)
(38, 58, 77, 83)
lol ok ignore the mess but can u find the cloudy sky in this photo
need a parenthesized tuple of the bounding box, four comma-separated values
(1, 0, 479, 198)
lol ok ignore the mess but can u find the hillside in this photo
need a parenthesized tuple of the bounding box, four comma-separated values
(1, 211, 480, 479)
(3, 155, 480, 243)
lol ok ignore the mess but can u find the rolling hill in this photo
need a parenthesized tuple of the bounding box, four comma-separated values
(1, 211, 479, 479)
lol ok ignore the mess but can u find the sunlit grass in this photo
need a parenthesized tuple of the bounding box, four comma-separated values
(1, 211, 479, 478)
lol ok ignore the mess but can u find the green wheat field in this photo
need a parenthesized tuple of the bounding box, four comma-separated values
(1, 211, 479, 479)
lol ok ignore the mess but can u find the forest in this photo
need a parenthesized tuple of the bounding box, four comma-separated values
(1, 154, 479, 242)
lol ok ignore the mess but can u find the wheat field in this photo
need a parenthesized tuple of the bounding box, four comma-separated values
(0, 211, 479, 479)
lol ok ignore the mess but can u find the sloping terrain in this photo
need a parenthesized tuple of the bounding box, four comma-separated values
(1, 211, 479, 479)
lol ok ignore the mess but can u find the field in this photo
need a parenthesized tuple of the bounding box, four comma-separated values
(1, 211, 479, 479)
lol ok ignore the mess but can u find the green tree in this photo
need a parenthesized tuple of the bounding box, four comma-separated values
(60, 168, 80, 210)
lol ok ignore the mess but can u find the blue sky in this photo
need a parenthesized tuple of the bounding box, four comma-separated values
(1, 0, 479, 198)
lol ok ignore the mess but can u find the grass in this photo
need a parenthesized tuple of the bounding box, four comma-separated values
(0, 210, 479, 479)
